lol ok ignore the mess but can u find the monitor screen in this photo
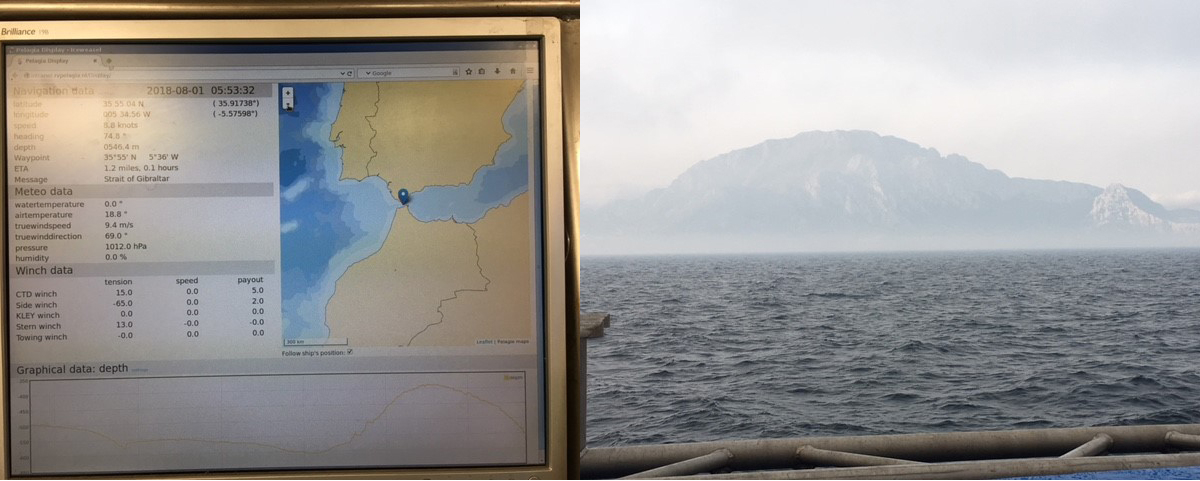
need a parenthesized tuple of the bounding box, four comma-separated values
(1, 18, 568, 478)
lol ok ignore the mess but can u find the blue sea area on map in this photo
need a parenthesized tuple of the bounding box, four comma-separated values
(279, 83, 400, 340)
(407, 84, 535, 223)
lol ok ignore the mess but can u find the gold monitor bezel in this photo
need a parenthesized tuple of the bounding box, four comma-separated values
(0, 17, 569, 479)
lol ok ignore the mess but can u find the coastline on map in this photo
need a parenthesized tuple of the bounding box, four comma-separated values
(279, 82, 400, 341)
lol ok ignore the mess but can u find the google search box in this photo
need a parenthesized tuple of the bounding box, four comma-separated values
(356, 67, 459, 78)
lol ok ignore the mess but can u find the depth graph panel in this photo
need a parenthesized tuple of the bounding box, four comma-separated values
(27, 372, 527, 474)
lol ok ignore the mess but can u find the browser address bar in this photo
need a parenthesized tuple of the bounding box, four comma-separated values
(17, 67, 459, 81)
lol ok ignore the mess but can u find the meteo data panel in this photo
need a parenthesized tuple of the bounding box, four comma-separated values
(2, 19, 565, 478)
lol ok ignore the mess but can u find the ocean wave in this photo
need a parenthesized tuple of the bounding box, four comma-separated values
(804, 292, 872, 299)
(581, 250, 1200, 446)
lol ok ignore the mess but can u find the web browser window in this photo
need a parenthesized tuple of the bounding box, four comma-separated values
(6, 41, 547, 476)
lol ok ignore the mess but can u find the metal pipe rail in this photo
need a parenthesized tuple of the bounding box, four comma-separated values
(661, 452, 1200, 480)
(1167, 431, 1200, 450)
(580, 424, 1200, 479)
(622, 449, 734, 479)
(795, 446, 923, 467)
(1059, 433, 1112, 458)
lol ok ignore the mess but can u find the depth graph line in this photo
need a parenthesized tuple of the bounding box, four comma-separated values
(32, 382, 525, 455)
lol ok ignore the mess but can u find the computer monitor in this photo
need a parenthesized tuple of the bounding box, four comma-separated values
(1, 17, 571, 478)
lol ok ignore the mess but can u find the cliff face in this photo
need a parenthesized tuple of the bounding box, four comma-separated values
(583, 130, 1200, 254)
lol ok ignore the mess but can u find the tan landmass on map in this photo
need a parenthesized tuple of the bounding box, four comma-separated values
(325, 211, 486, 347)
(412, 193, 534, 346)
(329, 79, 524, 189)
(328, 84, 379, 180)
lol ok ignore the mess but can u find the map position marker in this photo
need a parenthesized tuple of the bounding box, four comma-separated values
(398, 188, 410, 205)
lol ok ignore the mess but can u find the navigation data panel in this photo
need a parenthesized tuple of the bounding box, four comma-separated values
(5, 41, 545, 476)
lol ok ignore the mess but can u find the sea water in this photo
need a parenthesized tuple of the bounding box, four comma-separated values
(580, 249, 1200, 446)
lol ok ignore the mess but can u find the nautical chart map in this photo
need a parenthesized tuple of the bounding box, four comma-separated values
(279, 81, 537, 347)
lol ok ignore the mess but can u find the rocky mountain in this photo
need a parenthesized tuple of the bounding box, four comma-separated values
(583, 130, 1200, 254)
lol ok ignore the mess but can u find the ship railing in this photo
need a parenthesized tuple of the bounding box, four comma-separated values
(580, 425, 1200, 479)
(576, 312, 1200, 479)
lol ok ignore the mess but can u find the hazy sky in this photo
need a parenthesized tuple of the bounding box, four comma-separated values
(582, 0, 1200, 209)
